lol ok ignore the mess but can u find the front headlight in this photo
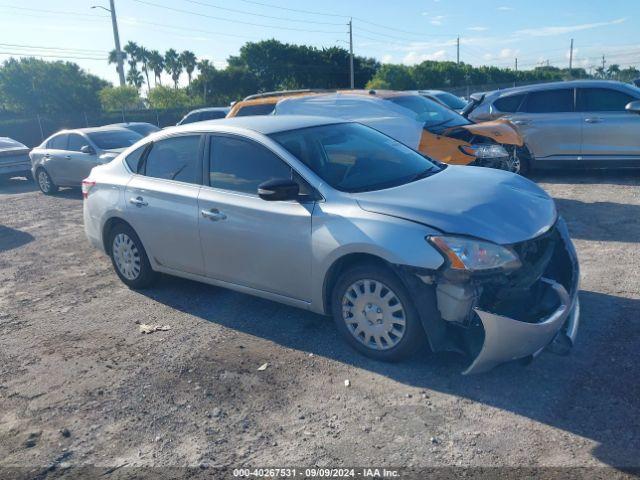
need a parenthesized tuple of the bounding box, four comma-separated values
(459, 144, 508, 158)
(429, 235, 521, 271)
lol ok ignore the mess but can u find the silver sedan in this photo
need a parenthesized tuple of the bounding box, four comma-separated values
(30, 126, 142, 194)
(82, 116, 580, 374)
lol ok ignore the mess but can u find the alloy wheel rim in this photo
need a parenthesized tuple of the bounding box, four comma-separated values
(508, 151, 521, 174)
(341, 279, 406, 351)
(38, 171, 50, 192)
(112, 233, 141, 280)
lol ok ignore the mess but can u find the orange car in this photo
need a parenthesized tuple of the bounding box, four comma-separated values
(230, 89, 526, 173)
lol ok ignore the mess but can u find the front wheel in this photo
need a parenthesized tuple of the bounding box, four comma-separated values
(507, 146, 532, 176)
(108, 223, 157, 289)
(331, 265, 426, 361)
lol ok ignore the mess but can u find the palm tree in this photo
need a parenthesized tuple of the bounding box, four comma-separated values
(197, 59, 215, 102)
(108, 48, 128, 76)
(607, 64, 621, 80)
(147, 50, 164, 86)
(138, 46, 151, 94)
(595, 66, 606, 79)
(180, 50, 197, 85)
(123, 41, 140, 70)
(126, 65, 144, 90)
(164, 49, 182, 88)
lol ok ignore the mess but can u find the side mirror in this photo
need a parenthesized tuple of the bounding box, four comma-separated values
(258, 178, 300, 201)
(81, 145, 96, 155)
(625, 100, 640, 114)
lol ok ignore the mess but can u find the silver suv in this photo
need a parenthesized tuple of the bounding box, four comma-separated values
(467, 80, 640, 172)
(83, 116, 580, 374)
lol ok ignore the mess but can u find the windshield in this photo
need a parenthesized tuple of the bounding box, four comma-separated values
(388, 95, 471, 129)
(87, 130, 142, 150)
(126, 124, 160, 137)
(433, 92, 467, 110)
(270, 122, 442, 193)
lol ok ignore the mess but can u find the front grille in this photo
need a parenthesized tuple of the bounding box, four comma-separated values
(506, 223, 559, 290)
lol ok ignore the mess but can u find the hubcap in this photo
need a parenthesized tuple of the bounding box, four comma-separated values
(341, 279, 406, 351)
(508, 150, 521, 174)
(38, 171, 50, 192)
(112, 233, 141, 281)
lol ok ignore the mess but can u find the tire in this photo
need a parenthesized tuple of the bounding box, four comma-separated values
(107, 223, 157, 289)
(36, 168, 58, 195)
(509, 146, 532, 176)
(331, 264, 426, 362)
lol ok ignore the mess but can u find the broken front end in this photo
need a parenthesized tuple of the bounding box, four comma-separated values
(406, 218, 580, 374)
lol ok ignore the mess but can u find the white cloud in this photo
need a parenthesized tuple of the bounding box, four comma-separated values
(468, 26, 488, 32)
(402, 49, 447, 64)
(381, 54, 394, 63)
(430, 15, 445, 26)
(516, 17, 627, 37)
(497, 6, 514, 11)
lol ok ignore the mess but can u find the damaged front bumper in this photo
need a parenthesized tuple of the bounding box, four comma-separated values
(463, 278, 579, 374)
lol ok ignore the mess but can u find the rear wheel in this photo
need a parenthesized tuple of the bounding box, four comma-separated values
(108, 223, 157, 289)
(36, 168, 58, 195)
(331, 264, 426, 361)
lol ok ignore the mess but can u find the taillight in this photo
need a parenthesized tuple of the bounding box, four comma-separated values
(82, 179, 96, 199)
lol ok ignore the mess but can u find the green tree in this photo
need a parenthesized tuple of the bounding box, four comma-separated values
(126, 65, 144, 89)
(180, 50, 197, 85)
(138, 46, 151, 92)
(164, 49, 182, 88)
(607, 64, 621, 80)
(196, 59, 215, 103)
(108, 49, 127, 77)
(147, 85, 198, 109)
(123, 41, 140, 70)
(147, 50, 164, 86)
(0, 57, 108, 113)
(366, 64, 415, 90)
(99, 85, 142, 111)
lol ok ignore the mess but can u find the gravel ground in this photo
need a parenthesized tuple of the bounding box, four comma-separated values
(0, 171, 638, 479)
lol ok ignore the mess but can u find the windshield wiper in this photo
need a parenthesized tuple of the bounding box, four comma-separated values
(410, 167, 438, 182)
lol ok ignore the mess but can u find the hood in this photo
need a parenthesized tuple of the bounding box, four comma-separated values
(353, 166, 556, 245)
(445, 119, 523, 146)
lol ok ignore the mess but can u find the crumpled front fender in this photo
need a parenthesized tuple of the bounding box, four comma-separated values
(463, 278, 575, 375)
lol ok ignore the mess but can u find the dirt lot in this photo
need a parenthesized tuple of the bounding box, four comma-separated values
(0, 171, 638, 478)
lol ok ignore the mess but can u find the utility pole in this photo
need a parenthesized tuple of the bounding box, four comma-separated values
(456, 36, 460, 65)
(515, 57, 518, 72)
(602, 54, 606, 72)
(568, 38, 574, 77)
(348, 18, 354, 89)
(93, 1, 125, 86)
(109, 0, 125, 87)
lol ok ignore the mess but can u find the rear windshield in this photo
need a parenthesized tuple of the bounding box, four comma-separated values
(87, 130, 142, 150)
(388, 95, 470, 129)
(126, 124, 160, 136)
(0, 138, 26, 149)
(433, 92, 467, 110)
(235, 103, 275, 117)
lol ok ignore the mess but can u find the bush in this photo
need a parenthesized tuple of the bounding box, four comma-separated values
(99, 86, 143, 111)
(148, 86, 201, 109)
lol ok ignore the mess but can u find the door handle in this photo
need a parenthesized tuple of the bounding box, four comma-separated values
(65, 155, 71, 159)
(44, 153, 51, 158)
(201, 208, 227, 221)
(512, 120, 530, 126)
(129, 196, 148, 207)
(585, 117, 602, 123)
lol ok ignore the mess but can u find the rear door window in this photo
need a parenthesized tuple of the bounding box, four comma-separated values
(576, 88, 636, 112)
(521, 89, 574, 113)
(199, 110, 226, 120)
(143, 135, 201, 184)
(125, 144, 148, 173)
(493, 94, 525, 113)
(48, 134, 68, 150)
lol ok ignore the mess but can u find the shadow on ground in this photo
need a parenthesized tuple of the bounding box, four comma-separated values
(0, 176, 37, 195)
(555, 198, 640, 243)
(141, 276, 640, 470)
(0, 226, 34, 253)
(531, 169, 640, 186)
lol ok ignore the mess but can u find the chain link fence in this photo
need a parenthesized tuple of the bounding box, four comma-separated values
(0, 107, 206, 148)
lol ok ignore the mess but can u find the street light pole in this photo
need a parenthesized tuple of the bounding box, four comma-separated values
(93, 1, 125, 86)
(348, 18, 354, 89)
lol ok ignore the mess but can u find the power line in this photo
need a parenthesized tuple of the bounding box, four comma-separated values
(181, 0, 345, 26)
(235, 0, 347, 18)
(0, 51, 107, 61)
(0, 4, 109, 18)
(0, 42, 107, 54)
(131, 0, 346, 34)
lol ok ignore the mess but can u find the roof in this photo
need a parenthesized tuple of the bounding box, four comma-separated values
(484, 80, 637, 98)
(56, 126, 134, 135)
(163, 115, 345, 136)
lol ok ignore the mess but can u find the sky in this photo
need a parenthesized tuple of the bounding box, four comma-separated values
(0, 0, 638, 86)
